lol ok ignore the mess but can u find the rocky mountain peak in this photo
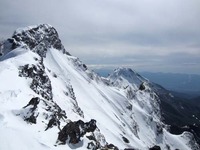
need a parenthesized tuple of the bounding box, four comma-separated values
(5, 24, 70, 57)
(108, 67, 147, 86)
(115, 67, 137, 77)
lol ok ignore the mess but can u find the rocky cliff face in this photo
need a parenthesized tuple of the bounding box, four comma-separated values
(0, 24, 199, 150)
(1, 24, 70, 57)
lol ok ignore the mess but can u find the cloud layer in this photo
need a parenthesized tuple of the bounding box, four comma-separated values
(0, 0, 200, 74)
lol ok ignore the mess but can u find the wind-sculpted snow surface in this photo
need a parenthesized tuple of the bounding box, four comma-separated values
(0, 24, 199, 150)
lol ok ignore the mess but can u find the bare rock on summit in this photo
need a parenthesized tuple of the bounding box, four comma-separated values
(5, 24, 70, 57)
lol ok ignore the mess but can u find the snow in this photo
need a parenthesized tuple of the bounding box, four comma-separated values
(14, 24, 53, 35)
(0, 26, 198, 150)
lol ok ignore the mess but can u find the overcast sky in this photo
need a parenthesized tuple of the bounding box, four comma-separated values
(0, 0, 200, 74)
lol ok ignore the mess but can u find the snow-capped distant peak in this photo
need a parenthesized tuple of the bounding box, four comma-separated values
(108, 67, 148, 88)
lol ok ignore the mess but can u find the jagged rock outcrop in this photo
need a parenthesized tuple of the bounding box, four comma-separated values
(139, 82, 146, 91)
(15, 96, 67, 128)
(19, 61, 53, 100)
(149, 145, 161, 150)
(22, 97, 40, 124)
(58, 119, 97, 144)
(7, 24, 70, 57)
(23, 97, 40, 111)
(57, 119, 119, 149)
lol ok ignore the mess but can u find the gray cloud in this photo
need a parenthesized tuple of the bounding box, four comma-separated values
(0, 0, 200, 74)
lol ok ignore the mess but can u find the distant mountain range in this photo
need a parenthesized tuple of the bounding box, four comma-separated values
(140, 72, 200, 97)
(93, 69, 200, 98)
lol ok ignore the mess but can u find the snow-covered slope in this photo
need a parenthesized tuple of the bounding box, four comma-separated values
(0, 24, 199, 150)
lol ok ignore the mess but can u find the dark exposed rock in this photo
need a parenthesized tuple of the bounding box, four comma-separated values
(52, 72, 57, 78)
(19, 62, 52, 100)
(83, 64, 87, 70)
(149, 145, 161, 150)
(18, 57, 69, 128)
(106, 144, 119, 150)
(87, 142, 97, 150)
(58, 121, 81, 144)
(22, 97, 40, 124)
(126, 104, 132, 111)
(82, 119, 97, 133)
(24, 114, 37, 124)
(45, 116, 60, 131)
(7, 24, 70, 57)
(23, 97, 40, 112)
(41, 100, 67, 131)
(122, 136, 130, 143)
(86, 130, 109, 150)
(166, 144, 171, 150)
(139, 82, 145, 91)
(22, 98, 67, 127)
(19, 95, 67, 128)
(87, 135, 96, 142)
(66, 85, 84, 117)
(58, 119, 97, 144)
(43, 99, 67, 120)
(67, 85, 76, 100)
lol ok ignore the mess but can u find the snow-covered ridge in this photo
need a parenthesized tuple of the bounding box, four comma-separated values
(0, 24, 199, 150)
(108, 67, 148, 88)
